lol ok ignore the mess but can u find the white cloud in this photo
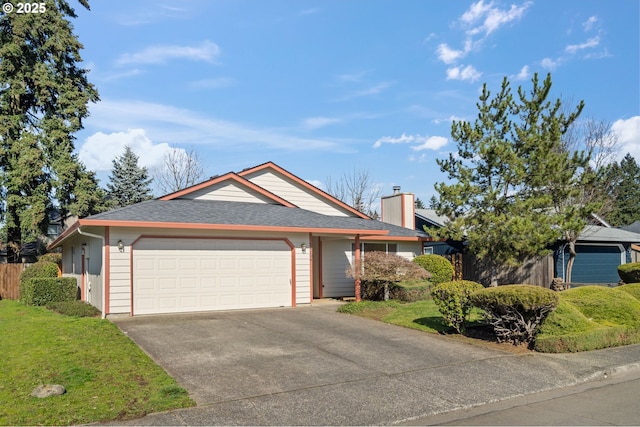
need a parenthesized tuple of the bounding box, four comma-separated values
(540, 57, 559, 70)
(373, 133, 448, 151)
(301, 116, 341, 130)
(612, 116, 640, 161)
(436, 43, 465, 64)
(514, 65, 530, 80)
(410, 136, 449, 151)
(565, 36, 600, 54)
(582, 16, 598, 32)
(462, 0, 532, 37)
(446, 65, 482, 82)
(116, 40, 220, 66)
(79, 129, 171, 172)
(433, 115, 464, 124)
(82, 99, 344, 153)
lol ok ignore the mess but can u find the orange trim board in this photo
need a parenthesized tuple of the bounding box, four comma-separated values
(159, 172, 297, 207)
(127, 235, 298, 316)
(79, 219, 391, 236)
(238, 162, 370, 220)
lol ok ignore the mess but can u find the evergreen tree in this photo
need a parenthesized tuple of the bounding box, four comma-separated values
(415, 197, 426, 209)
(0, 0, 101, 261)
(107, 146, 154, 207)
(432, 74, 589, 283)
(606, 153, 640, 226)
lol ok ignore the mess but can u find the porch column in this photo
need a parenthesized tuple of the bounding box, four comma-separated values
(354, 234, 361, 302)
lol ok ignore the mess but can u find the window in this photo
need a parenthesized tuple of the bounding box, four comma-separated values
(351, 242, 398, 260)
(422, 245, 434, 255)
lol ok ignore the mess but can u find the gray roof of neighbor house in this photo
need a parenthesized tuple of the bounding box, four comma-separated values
(620, 220, 640, 234)
(579, 225, 640, 243)
(84, 199, 427, 238)
(415, 209, 449, 227)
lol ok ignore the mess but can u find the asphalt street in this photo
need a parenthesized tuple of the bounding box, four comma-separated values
(401, 368, 640, 426)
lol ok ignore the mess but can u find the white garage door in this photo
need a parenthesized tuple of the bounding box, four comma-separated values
(133, 238, 292, 315)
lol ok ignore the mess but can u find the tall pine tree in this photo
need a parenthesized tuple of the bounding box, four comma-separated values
(606, 153, 640, 226)
(0, 0, 103, 261)
(432, 74, 589, 284)
(107, 146, 154, 207)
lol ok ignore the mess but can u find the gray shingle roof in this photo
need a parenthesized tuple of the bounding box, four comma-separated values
(86, 199, 426, 238)
(579, 225, 640, 243)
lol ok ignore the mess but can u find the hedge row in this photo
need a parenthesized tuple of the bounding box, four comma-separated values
(20, 277, 78, 306)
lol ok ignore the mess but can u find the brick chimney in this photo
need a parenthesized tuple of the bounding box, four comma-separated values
(380, 186, 415, 230)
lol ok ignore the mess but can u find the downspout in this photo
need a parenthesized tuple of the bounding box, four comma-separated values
(77, 228, 106, 319)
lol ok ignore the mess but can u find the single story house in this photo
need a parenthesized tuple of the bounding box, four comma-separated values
(48, 162, 428, 317)
(553, 225, 640, 284)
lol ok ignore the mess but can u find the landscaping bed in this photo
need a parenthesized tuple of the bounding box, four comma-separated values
(338, 284, 640, 354)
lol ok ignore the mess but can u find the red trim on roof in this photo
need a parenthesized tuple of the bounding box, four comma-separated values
(158, 172, 297, 207)
(238, 162, 370, 219)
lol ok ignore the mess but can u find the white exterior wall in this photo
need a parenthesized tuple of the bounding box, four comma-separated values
(244, 170, 353, 217)
(381, 193, 415, 229)
(321, 239, 354, 298)
(396, 241, 421, 260)
(183, 181, 274, 203)
(60, 232, 103, 310)
(107, 227, 312, 314)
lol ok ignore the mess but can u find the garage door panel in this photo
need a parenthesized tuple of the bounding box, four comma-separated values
(133, 238, 292, 315)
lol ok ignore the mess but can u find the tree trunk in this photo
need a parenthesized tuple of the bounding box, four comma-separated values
(6, 201, 21, 263)
(566, 241, 577, 284)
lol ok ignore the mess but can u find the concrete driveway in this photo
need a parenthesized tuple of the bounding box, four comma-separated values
(111, 303, 637, 426)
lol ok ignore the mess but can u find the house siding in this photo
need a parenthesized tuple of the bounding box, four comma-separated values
(321, 239, 354, 298)
(244, 170, 353, 217)
(181, 181, 274, 204)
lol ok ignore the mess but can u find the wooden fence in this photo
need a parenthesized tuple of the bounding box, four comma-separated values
(446, 253, 554, 287)
(0, 263, 25, 300)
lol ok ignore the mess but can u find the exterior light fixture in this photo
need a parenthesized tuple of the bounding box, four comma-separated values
(81, 243, 86, 255)
(301, 243, 307, 254)
(117, 240, 124, 252)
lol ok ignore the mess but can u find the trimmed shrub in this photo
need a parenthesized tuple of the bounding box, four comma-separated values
(46, 300, 101, 317)
(431, 280, 484, 333)
(38, 252, 62, 264)
(413, 254, 453, 284)
(617, 283, 640, 301)
(347, 251, 431, 301)
(618, 262, 640, 284)
(390, 280, 432, 302)
(21, 277, 78, 306)
(20, 261, 59, 284)
(470, 285, 559, 346)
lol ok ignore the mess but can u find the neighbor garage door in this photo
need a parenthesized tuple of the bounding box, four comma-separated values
(561, 244, 624, 284)
(133, 238, 292, 315)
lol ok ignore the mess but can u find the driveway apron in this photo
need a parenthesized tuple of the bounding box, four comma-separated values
(110, 305, 609, 426)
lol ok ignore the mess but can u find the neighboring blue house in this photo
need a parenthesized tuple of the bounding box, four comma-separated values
(414, 209, 465, 255)
(553, 225, 640, 284)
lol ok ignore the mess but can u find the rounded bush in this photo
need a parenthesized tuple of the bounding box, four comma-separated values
(618, 262, 640, 284)
(431, 280, 484, 333)
(20, 261, 59, 284)
(470, 285, 559, 346)
(413, 254, 453, 284)
(38, 252, 62, 264)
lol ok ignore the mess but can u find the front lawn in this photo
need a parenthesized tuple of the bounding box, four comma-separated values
(338, 285, 640, 353)
(0, 300, 194, 425)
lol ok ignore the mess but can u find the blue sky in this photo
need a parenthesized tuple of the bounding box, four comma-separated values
(71, 0, 640, 206)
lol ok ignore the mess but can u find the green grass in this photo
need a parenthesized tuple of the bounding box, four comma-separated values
(338, 299, 485, 334)
(339, 286, 640, 354)
(535, 286, 640, 353)
(0, 300, 194, 425)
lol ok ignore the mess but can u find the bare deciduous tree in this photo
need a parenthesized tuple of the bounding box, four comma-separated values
(325, 169, 381, 218)
(153, 146, 206, 195)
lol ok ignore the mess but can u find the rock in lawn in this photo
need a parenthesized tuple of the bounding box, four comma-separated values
(31, 384, 66, 398)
